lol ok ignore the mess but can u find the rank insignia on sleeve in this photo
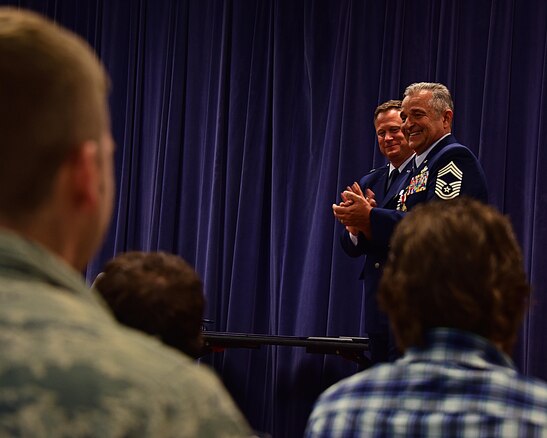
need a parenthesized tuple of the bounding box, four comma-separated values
(435, 161, 463, 199)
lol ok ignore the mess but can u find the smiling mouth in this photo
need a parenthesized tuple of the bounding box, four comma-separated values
(408, 131, 422, 137)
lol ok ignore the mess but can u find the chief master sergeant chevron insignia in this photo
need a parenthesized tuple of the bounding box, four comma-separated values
(435, 161, 463, 200)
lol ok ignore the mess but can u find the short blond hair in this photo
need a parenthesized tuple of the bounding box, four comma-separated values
(0, 8, 109, 219)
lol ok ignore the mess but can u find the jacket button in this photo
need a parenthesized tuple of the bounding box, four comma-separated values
(374, 262, 380, 269)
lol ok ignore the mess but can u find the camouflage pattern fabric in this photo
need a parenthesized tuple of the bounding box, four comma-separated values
(0, 230, 251, 437)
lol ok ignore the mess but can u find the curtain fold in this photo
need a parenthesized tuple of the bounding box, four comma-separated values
(3, 0, 547, 436)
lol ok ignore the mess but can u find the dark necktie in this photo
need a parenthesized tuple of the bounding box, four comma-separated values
(387, 168, 400, 191)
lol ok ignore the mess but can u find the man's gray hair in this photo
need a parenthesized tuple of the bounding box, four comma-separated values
(404, 82, 454, 115)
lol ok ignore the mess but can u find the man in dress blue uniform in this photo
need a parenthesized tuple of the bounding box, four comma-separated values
(335, 100, 414, 364)
(333, 82, 488, 261)
(306, 198, 547, 437)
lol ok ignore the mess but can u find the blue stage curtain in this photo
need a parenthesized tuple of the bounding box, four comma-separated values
(3, 0, 547, 436)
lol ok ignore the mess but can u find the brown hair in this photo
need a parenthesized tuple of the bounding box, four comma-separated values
(379, 198, 530, 354)
(0, 8, 109, 220)
(95, 252, 205, 358)
(373, 99, 402, 122)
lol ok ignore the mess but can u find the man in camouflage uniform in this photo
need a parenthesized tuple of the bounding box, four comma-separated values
(0, 8, 251, 437)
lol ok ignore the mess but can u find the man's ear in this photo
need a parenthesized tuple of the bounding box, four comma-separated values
(443, 109, 454, 128)
(65, 140, 101, 210)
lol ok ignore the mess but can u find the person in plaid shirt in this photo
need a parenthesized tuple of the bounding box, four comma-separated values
(306, 198, 547, 437)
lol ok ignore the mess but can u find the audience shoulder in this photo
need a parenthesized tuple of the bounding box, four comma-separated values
(0, 277, 251, 436)
(96, 317, 253, 436)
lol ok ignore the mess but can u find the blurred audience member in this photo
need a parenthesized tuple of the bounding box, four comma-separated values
(95, 251, 205, 358)
(0, 8, 250, 436)
(307, 198, 547, 437)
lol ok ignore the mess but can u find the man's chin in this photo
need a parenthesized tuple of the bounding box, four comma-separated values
(409, 142, 423, 153)
(384, 147, 400, 157)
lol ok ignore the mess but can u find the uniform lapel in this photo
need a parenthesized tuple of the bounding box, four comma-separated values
(417, 134, 457, 172)
(381, 160, 413, 208)
(370, 164, 389, 204)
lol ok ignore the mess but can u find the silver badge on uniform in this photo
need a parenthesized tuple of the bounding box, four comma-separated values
(435, 161, 463, 200)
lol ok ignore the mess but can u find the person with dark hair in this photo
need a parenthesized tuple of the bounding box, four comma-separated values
(333, 82, 488, 248)
(0, 8, 250, 436)
(335, 100, 414, 364)
(307, 198, 547, 436)
(95, 251, 205, 358)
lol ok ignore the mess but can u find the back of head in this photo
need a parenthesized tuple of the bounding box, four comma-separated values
(403, 82, 454, 115)
(95, 251, 205, 358)
(379, 198, 529, 354)
(0, 8, 108, 221)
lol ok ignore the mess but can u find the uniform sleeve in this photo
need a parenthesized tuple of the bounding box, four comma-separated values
(427, 147, 488, 203)
(369, 207, 406, 248)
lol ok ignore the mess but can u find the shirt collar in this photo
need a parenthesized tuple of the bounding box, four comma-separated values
(414, 133, 451, 168)
(402, 327, 515, 371)
(0, 228, 106, 309)
(389, 153, 415, 174)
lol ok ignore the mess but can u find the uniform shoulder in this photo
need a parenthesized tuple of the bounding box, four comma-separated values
(359, 164, 388, 185)
(436, 142, 478, 160)
(368, 164, 389, 175)
(425, 142, 480, 174)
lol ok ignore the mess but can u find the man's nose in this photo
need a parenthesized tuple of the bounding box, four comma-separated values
(403, 117, 412, 129)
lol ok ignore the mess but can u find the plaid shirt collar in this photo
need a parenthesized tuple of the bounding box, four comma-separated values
(402, 327, 515, 371)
